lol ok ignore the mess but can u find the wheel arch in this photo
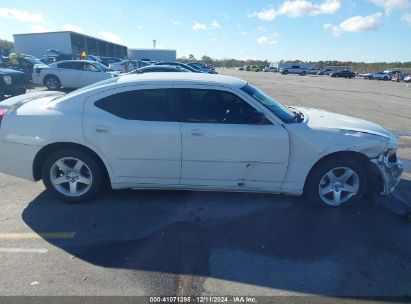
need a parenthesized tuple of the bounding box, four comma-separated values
(303, 150, 375, 192)
(42, 74, 60, 85)
(33, 142, 113, 186)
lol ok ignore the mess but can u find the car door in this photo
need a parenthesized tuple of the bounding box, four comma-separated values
(83, 85, 182, 186)
(174, 85, 289, 191)
(54, 62, 80, 88)
(79, 62, 108, 86)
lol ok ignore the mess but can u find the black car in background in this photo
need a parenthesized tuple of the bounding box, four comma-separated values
(0, 68, 26, 99)
(187, 62, 218, 74)
(130, 65, 190, 74)
(330, 70, 356, 78)
(154, 61, 203, 73)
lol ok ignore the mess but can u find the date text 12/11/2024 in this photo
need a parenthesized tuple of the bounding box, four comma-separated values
(149, 296, 257, 303)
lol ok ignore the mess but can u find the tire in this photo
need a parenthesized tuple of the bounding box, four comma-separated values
(304, 157, 368, 207)
(369, 76, 373, 80)
(44, 75, 61, 90)
(10, 88, 26, 96)
(283, 70, 289, 75)
(41, 149, 104, 203)
(301, 71, 306, 76)
(383, 76, 388, 81)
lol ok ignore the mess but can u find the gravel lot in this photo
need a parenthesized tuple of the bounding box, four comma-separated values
(0, 71, 410, 302)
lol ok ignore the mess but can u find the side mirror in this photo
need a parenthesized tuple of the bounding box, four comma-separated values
(246, 111, 268, 124)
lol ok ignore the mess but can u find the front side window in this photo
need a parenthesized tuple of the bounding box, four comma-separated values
(241, 84, 296, 123)
(57, 62, 77, 69)
(83, 63, 99, 72)
(95, 89, 174, 121)
(176, 89, 261, 124)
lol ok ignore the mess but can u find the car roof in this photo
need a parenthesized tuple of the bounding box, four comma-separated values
(53, 60, 97, 64)
(117, 72, 247, 88)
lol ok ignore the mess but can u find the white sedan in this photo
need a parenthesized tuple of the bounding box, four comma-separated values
(109, 60, 149, 73)
(0, 73, 403, 206)
(32, 60, 119, 90)
(369, 71, 392, 81)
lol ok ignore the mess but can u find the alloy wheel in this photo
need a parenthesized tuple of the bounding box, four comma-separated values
(49, 157, 93, 197)
(318, 167, 360, 206)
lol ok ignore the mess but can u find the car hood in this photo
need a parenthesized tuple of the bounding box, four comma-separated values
(298, 107, 391, 138)
(0, 68, 25, 76)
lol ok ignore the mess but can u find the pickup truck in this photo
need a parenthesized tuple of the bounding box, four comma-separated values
(0, 68, 26, 99)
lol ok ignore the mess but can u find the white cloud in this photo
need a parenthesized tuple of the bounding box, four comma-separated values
(240, 31, 248, 35)
(249, 0, 341, 21)
(192, 21, 207, 30)
(97, 31, 124, 44)
(170, 19, 181, 26)
(31, 24, 49, 33)
(323, 12, 383, 36)
(371, 0, 410, 14)
(257, 36, 277, 45)
(211, 19, 221, 28)
(0, 7, 45, 23)
(62, 24, 83, 33)
(402, 13, 411, 25)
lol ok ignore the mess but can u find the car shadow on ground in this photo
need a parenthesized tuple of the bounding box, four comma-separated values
(22, 181, 411, 297)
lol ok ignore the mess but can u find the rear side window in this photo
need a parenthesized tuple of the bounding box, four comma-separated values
(57, 62, 78, 69)
(95, 89, 174, 121)
(175, 89, 258, 124)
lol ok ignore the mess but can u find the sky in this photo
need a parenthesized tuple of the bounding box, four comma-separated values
(0, 0, 410, 62)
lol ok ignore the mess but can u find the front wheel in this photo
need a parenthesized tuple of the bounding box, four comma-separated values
(304, 158, 368, 207)
(44, 75, 61, 90)
(42, 149, 104, 203)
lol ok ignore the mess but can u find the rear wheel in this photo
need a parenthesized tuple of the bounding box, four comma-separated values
(44, 75, 61, 90)
(283, 70, 289, 75)
(41, 149, 103, 203)
(301, 71, 306, 76)
(304, 158, 368, 207)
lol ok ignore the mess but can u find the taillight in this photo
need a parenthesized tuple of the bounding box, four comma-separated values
(0, 109, 7, 126)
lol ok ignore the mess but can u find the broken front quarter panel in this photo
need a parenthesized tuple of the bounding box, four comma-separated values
(280, 125, 392, 194)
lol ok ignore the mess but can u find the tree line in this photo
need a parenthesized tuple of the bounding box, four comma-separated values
(178, 55, 411, 72)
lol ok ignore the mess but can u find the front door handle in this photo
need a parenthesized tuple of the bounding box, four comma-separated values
(190, 130, 205, 136)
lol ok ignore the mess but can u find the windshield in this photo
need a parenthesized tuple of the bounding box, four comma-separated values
(241, 84, 296, 123)
(92, 62, 111, 72)
(23, 57, 43, 65)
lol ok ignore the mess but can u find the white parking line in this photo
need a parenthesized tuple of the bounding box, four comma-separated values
(0, 247, 48, 253)
(0, 232, 76, 239)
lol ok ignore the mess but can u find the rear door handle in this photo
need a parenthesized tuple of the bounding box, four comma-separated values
(94, 126, 110, 133)
(190, 130, 205, 136)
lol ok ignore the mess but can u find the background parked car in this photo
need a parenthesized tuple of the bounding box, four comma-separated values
(368, 71, 392, 80)
(317, 69, 333, 75)
(187, 62, 217, 74)
(109, 60, 149, 73)
(330, 70, 356, 78)
(130, 65, 190, 74)
(32, 60, 119, 90)
(249, 65, 261, 72)
(154, 61, 203, 73)
(403, 74, 411, 83)
(306, 68, 320, 75)
(280, 65, 308, 76)
(0, 68, 26, 98)
(263, 67, 278, 72)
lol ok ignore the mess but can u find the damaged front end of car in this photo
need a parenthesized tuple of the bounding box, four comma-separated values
(370, 149, 403, 195)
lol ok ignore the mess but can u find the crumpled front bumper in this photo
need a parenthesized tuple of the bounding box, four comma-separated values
(371, 153, 403, 195)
